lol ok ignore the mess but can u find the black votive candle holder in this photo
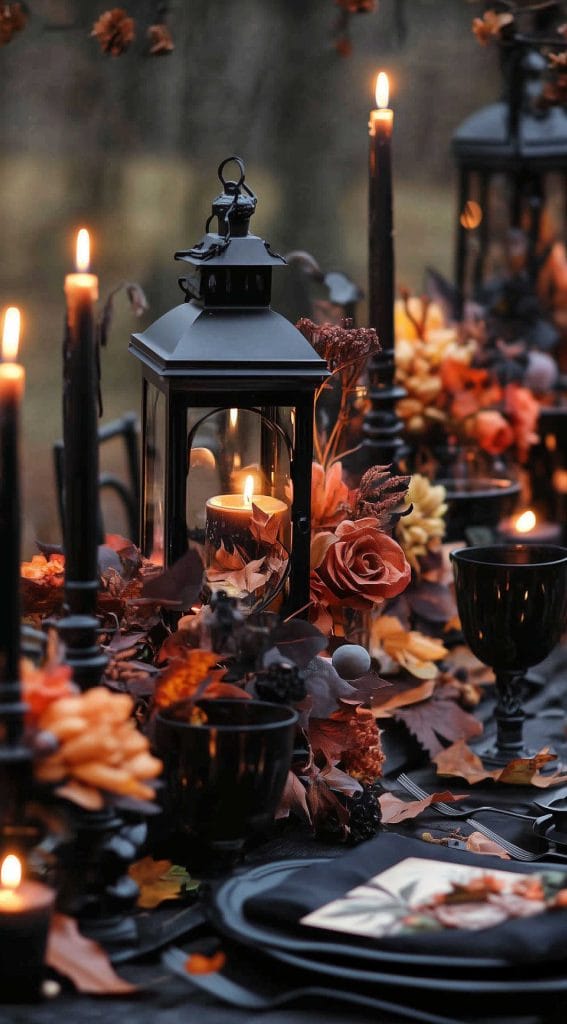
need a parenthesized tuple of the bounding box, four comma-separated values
(0, 875, 55, 1002)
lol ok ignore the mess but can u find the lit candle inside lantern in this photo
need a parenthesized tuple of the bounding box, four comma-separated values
(368, 71, 394, 369)
(205, 474, 287, 555)
(63, 228, 100, 589)
(0, 307, 25, 699)
(0, 853, 55, 1001)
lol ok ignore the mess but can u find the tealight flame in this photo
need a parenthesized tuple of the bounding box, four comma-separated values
(2, 307, 20, 362)
(375, 71, 389, 109)
(229, 408, 238, 429)
(515, 510, 536, 534)
(243, 474, 254, 507)
(75, 228, 90, 273)
(1, 854, 21, 891)
(460, 200, 483, 231)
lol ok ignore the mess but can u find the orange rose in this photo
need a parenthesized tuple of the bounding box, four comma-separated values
(312, 517, 411, 610)
(472, 410, 514, 456)
(311, 461, 349, 528)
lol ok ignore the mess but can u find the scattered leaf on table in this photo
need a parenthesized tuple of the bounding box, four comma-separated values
(276, 771, 312, 823)
(371, 677, 436, 716)
(379, 790, 466, 825)
(394, 691, 483, 757)
(434, 739, 567, 787)
(186, 950, 226, 975)
(129, 857, 196, 909)
(465, 832, 510, 859)
(46, 914, 135, 994)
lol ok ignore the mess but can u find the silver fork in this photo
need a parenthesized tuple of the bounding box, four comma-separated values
(396, 773, 535, 820)
(397, 774, 567, 863)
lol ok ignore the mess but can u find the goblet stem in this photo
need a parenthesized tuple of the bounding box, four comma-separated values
(494, 670, 526, 762)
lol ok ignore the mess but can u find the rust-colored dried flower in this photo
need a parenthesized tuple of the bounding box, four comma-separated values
(296, 318, 379, 374)
(147, 23, 174, 56)
(0, 3, 27, 45)
(92, 8, 135, 56)
(353, 464, 411, 529)
(472, 10, 513, 46)
(336, 705, 385, 783)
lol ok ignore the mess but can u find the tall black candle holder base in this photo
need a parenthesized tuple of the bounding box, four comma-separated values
(58, 581, 107, 691)
(0, 682, 33, 842)
(361, 350, 407, 473)
(56, 806, 146, 950)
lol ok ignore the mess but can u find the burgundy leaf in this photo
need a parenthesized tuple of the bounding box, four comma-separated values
(271, 619, 328, 668)
(141, 548, 204, 608)
(394, 692, 483, 758)
(407, 579, 458, 626)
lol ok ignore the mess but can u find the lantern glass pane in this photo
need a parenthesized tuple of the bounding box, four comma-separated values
(143, 382, 166, 564)
(186, 406, 293, 609)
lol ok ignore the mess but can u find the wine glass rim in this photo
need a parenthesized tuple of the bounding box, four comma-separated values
(450, 543, 567, 568)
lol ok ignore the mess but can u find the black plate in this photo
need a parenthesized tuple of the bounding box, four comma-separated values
(213, 858, 504, 970)
(207, 860, 567, 995)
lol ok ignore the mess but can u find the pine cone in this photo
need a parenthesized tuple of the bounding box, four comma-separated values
(348, 782, 382, 844)
(255, 662, 306, 705)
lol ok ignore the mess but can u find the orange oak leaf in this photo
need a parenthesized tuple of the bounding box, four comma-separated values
(379, 790, 466, 825)
(46, 914, 134, 993)
(371, 678, 437, 716)
(434, 740, 567, 788)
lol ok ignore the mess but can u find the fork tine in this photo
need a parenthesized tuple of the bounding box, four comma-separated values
(468, 821, 534, 861)
(397, 774, 460, 816)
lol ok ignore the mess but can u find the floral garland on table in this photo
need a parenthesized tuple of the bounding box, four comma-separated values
(0, 4, 175, 55)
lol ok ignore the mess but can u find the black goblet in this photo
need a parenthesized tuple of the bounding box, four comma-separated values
(451, 544, 567, 764)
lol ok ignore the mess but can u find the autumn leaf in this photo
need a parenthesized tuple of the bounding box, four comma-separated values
(434, 740, 567, 788)
(371, 677, 437, 716)
(276, 771, 312, 823)
(466, 832, 510, 860)
(129, 858, 196, 909)
(306, 774, 351, 838)
(186, 951, 226, 974)
(154, 651, 224, 709)
(379, 790, 466, 825)
(250, 503, 281, 546)
(394, 690, 483, 758)
(46, 914, 135, 994)
(270, 618, 328, 668)
(141, 548, 204, 608)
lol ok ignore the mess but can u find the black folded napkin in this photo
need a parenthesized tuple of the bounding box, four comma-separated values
(246, 833, 567, 965)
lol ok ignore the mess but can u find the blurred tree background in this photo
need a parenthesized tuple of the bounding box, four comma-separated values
(0, 0, 500, 551)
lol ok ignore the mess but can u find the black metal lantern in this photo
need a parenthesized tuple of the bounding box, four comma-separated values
(453, 44, 567, 316)
(130, 157, 329, 615)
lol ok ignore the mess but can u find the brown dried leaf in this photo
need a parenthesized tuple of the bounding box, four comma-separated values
(46, 914, 135, 993)
(394, 691, 483, 758)
(371, 677, 437, 716)
(276, 771, 312, 823)
(306, 774, 350, 838)
(465, 832, 510, 860)
(379, 790, 466, 825)
(250, 503, 281, 546)
(434, 740, 567, 788)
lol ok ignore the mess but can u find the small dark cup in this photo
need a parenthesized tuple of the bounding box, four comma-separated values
(155, 699, 298, 855)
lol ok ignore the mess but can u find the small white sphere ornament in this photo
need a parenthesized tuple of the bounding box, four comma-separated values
(332, 644, 371, 680)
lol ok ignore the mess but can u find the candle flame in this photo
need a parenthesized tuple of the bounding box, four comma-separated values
(229, 408, 238, 429)
(375, 71, 389, 109)
(243, 474, 254, 507)
(1, 854, 21, 890)
(460, 200, 483, 230)
(2, 307, 20, 362)
(76, 228, 90, 272)
(515, 510, 536, 534)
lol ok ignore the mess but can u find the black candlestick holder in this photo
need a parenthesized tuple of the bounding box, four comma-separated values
(55, 804, 146, 949)
(57, 581, 108, 691)
(362, 348, 407, 472)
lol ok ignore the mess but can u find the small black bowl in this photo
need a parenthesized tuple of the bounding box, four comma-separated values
(155, 699, 298, 856)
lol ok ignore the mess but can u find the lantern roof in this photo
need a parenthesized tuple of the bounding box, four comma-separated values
(130, 301, 329, 384)
(453, 101, 567, 169)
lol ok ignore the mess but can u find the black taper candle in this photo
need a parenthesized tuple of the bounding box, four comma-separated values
(362, 74, 406, 472)
(0, 309, 32, 832)
(58, 233, 107, 689)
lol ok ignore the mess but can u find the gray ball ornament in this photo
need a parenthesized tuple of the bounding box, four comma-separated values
(332, 644, 371, 680)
